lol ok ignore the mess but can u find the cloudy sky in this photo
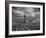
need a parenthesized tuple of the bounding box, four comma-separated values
(12, 7, 40, 17)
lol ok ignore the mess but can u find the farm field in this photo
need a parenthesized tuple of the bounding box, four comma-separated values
(12, 22, 40, 31)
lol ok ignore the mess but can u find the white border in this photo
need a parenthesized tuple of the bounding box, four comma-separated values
(9, 4, 43, 35)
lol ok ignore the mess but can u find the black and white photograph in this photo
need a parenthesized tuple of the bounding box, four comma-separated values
(12, 7, 40, 31)
(5, 1, 45, 37)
